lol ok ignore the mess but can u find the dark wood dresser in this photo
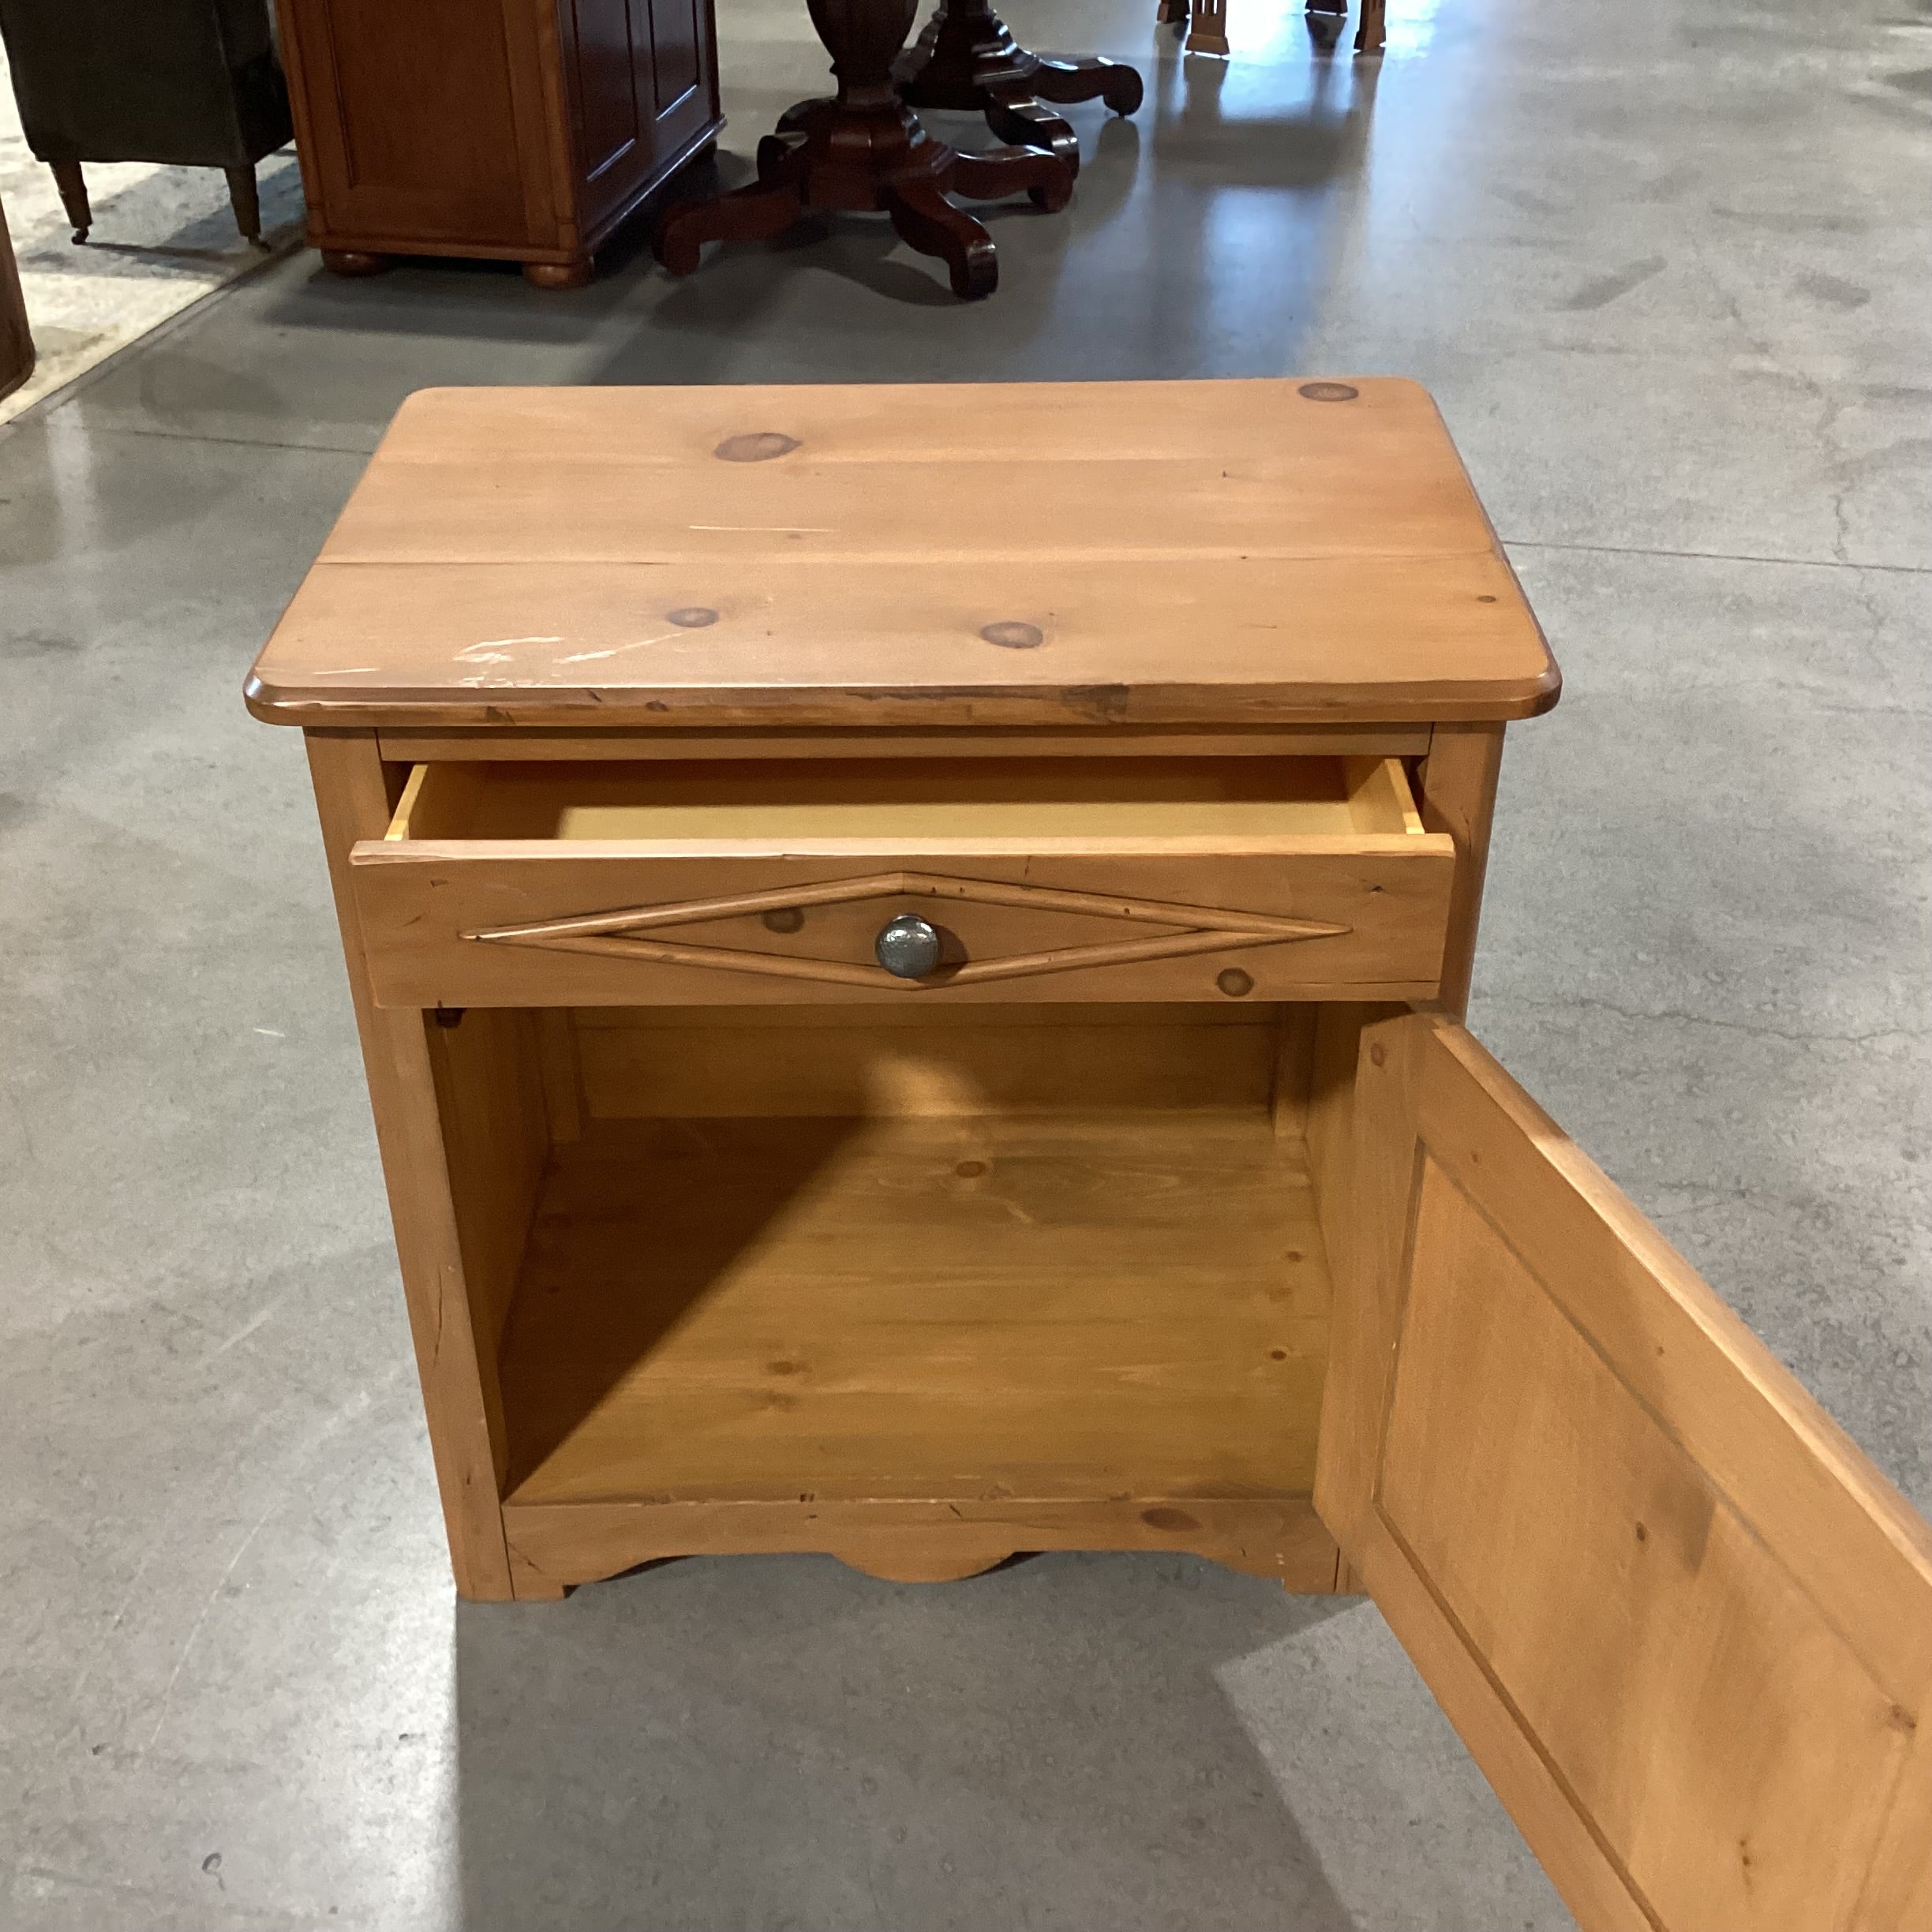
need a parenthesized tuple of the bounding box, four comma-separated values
(277, 0, 721, 287)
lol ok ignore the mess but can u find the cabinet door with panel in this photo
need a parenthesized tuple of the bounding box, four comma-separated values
(277, 0, 720, 283)
(560, 0, 717, 237)
(278, 0, 560, 254)
(1314, 1009, 1932, 1932)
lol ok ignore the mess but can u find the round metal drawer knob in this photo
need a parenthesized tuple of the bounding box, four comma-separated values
(876, 914, 942, 979)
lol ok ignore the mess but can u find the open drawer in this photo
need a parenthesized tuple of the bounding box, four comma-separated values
(347, 755, 1456, 1009)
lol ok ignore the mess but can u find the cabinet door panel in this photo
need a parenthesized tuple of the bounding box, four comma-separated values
(1317, 1012, 1932, 1932)
(645, 0, 703, 113)
(279, 0, 553, 247)
(567, 0, 646, 185)
(564, 0, 715, 234)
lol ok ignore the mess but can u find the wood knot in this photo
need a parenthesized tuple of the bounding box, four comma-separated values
(667, 607, 719, 627)
(762, 907, 805, 934)
(1140, 1507, 1199, 1532)
(1368, 1043, 1387, 1067)
(955, 1160, 988, 1178)
(1217, 968, 1254, 998)
(713, 432, 800, 462)
(979, 620, 1044, 650)
(1297, 381, 1359, 402)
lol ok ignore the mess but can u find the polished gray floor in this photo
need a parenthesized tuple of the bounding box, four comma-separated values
(3, 0, 1929, 1923)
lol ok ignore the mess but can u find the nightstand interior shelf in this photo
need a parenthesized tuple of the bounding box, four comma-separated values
(433, 1001, 1337, 1574)
(500, 1107, 1329, 1509)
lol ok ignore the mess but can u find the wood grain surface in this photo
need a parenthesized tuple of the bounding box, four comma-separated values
(350, 750, 1454, 1005)
(498, 1110, 1332, 1509)
(304, 732, 517, 1599)
(246, 380, 1557, 729)
(1317, 1013, 1932, 1932)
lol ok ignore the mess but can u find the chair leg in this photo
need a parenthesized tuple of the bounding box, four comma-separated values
(225, 165, 265, 246)
(51, 161, 91, 243)
(1185, 0, 1230, 56)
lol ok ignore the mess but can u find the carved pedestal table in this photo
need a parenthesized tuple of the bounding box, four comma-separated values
(655, 0, 1073, 298)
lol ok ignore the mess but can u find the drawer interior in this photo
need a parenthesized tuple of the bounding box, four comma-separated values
(429, 1002, 1363, 1518)
(388, 754, 1427, 843)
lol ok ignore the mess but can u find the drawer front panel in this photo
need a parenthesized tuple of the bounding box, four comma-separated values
(348, 846, 1455, 1007)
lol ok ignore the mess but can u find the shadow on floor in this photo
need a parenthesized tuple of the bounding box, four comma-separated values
(454, 1553, 1362, 1930)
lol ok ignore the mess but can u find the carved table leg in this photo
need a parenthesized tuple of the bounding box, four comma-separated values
(895, 0, 1142, 170)
(654, 0, 1074, 299)
(657, 154, 810, 278)
(886, 176, 998, 298)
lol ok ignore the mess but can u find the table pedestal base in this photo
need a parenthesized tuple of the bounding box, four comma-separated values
(655, 96, 1071, 299)
(894, 0, 1142, 169)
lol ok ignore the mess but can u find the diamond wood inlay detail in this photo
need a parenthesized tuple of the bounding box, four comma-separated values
(466, 871, 1352, 991)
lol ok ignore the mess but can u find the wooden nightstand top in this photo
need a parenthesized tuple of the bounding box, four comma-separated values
(245, 379, 1559, 731)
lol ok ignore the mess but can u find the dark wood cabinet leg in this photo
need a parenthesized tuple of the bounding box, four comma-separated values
(51, 161, 92, 243)
(524, 259, 595, 290)
(320, 249, 392, 277)
(224, 165, 265, 246)
(1355, 0, 1387, 51)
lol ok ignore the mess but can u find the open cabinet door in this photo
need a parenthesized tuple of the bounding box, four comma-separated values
(1315, 1011, 1932, 1932)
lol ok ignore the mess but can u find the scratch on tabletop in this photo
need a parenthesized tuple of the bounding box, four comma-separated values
(558, 631, 681, 665)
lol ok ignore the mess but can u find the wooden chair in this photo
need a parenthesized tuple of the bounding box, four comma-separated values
(1158, 0, 1384, 58)
(0, 0, 290, 245)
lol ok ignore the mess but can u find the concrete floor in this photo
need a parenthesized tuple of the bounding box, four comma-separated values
(3, 0, 1929, 1923)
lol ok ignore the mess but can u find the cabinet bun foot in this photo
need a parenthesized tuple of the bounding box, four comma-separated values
(320, 249, 391, 278)
(524, 259, 595, 290)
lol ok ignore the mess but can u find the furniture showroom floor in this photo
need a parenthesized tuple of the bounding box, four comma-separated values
(0, 46, 305, 430)
(2, 0, 1926, 1923)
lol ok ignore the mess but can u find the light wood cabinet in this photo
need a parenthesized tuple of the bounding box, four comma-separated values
(248, 378, 1932, 1929)
(276, 0, 721, 286)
